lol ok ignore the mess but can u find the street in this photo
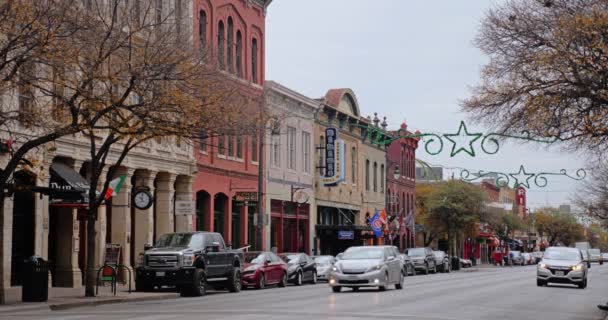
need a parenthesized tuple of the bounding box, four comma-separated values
(2, 265, 607, 320)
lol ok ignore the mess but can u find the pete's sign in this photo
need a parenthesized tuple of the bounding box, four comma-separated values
(322, 127, 345, 186)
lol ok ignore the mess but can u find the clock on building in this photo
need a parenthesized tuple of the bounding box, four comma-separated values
(133, 190, 153, 210)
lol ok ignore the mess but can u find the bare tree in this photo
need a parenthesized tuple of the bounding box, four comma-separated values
(575, 162, 608, 222)
(462, 0, 608, 155)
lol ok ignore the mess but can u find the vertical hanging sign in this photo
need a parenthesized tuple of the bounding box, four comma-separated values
(322, 127, 345, 186)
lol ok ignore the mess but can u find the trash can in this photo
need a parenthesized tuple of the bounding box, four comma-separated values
(22, 256, 49, 302)
(451, 256, 460, 271)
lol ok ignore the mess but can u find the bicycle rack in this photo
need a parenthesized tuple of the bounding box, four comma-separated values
(96, 264, 133, 295)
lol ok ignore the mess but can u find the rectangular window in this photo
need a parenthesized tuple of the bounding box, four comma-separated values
(252, 134, 258, 162)
(302, 132, 310, 173)
(319, 136, 325, 175)
(380, 164, 385, 192)
(351, 147, 357, 184)
(373, 162, 378, 192)
(272, 135, 280, 167)
(228, 136, 234, 157)
(365, 160, 370, 191)
(199, 130, 207, 152)
(218, 136, 225, 156)
(236, 135, 242, 159)
(287, 127, 296, 170)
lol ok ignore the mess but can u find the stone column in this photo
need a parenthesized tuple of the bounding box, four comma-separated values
(155, 173, 176, 237)
(175, 176, 194, 232)
(133, 170, 155, 259)
(239, 205, 248, 248)
(110, 167, 133, 285)
(94, 168, 109, 270)
(0, 192, 14, 304)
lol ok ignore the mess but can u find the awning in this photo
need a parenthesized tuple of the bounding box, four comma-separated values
(49, 162, 90, 206)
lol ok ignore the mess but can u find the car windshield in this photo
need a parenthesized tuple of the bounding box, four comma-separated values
(511, 251, 520, 256)
(408, 248, 426, 257)
(244, 253, 265, 264)
(433, 252, 444, 258)
(544, 249, 581, 261)
(314, 256, 333, 264)
(281, 254, 300, 264)
(342, 247, 384, 260)
(589, 249, 600, 255)
(155, 233, 192, 247)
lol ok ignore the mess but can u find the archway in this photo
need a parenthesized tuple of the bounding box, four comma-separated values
(196, 190, 210, 231)
(11, 170, 36, 286)
(213, 193, 228, 239)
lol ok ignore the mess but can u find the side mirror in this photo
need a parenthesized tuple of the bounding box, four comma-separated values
(387, 256, 395, 261)
(265, 259, 271, 265)
(144, 243, 154, 251)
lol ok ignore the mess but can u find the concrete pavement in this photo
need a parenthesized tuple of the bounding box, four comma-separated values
(1, 265, 607, 320)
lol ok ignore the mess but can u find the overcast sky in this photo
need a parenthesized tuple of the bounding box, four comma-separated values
(265, 0, 588, 210)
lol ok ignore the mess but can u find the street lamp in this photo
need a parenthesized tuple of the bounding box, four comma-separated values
(393, 165, 400, 180)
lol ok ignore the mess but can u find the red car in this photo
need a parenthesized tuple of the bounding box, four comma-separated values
(242, 251, 288, 289)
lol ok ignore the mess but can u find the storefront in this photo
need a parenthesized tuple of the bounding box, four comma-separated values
(270, 200, 310, 253)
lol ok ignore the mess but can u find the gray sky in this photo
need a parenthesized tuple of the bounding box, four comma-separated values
(265, 0, 588, 210)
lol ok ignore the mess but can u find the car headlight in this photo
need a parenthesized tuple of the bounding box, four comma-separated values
(539, 263, 548, 269)
(572, 264, 583, 271)
(182, 253, 195, 266)
(366, 265, 382, 272)
(332, 265, 341, 272)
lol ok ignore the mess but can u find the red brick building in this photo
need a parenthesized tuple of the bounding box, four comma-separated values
(192, 0, 271, 250)
(386, 122, 419, 250)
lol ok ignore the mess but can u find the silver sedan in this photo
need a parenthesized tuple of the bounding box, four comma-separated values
(329, 246, 403, 292)
(313, 255, 336, 281)
(537, 246, 588, 289)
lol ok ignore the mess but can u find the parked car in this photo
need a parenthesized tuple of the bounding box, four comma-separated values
(532, 251, 543, 264)
(581, 249, 591, 268)
(280, 253, 317, 285)
(503, 251, 525, 266)
(313, 255, 336, 281)
(135, 232, 243, 297)
(242, 251, 288, 289)
(406, 247, 437, 275)
(588, 249, 603, 265)
(522, 253, 533, 265)
(399, 254, 415, 276)
(460, 258, 473, 268)
(602, 253, 608, 261)
(329, 246, 403, 292)
(433, 251, 451, 273)
(537, 246, 588, 289)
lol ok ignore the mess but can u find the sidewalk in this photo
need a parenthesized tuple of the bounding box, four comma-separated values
(0, 285, 179, 312)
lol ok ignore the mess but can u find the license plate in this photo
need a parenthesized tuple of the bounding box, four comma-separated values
(156, 272, 165, 277)
(556, 271, 564, 276)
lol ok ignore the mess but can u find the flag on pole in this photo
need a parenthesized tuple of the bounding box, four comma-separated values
(369, 212, 383, 238)
(104, 175, 126, 200)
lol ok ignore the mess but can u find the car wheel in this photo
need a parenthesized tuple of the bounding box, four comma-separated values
(379, 273, 388, 291)
(135, 278, 153, 292)
(395, 273, 404, 290)
(257, 273, 266, 290)
(424, 263, 429, 275)
(227, 268, 242, 293)
(332, 286, 342, 293)
(578, 279, 587, 289)
(295, 271, 303, 286)
(311, 271, 318, 284)
(536, 279, 545, 287)
(278, 272, 287, 288)
(188, 269, 206, 297)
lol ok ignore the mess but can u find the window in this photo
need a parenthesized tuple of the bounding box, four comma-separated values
(302, 132, 310, 173)
(227, 17, 233, 73)
(272, 135, 280, 167)
(228, 135, 234, 157)
(373, 162, 378, 192)
(218, 136, 225, 156)
(236, 135, 242, 159)
(175, 0, 182, 38)
(218, 21, 225, 69)
(236, 31, 242, 77)
(155, 0, 162, 24)
(380, 164, 385, 192)
(365, 160, 370, 191)
(319, 136, 325, 175)
(199, 130, 207, 152)
(198, 10, 206, 56)
(351, 147, 357, 184)
(251, 38, 258, 83)
(251, 134, 258, 162)
(287, 127, 296, 170)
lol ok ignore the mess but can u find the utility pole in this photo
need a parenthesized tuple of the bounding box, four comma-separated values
(256, 95, 265, 251)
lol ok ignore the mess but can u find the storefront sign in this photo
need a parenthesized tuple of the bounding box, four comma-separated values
(235, 192, 258, 202)
(104, 244, 121, 266)
(322, 127, 345, 186)
(338, 230, 354, 240)
(293, 190, 310, 204)
(516, 187, 526, 207)
(175, 200, 195, 215)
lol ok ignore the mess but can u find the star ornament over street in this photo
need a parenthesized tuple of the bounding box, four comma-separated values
(443, 121, 482, 157)
(509, 165, 535, 188)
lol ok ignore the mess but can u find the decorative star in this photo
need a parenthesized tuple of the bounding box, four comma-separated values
(509, 165, 535, 189)
(443, 121, 482, 157)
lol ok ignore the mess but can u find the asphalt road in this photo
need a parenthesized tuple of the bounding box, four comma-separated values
(3, 265, 608, 320)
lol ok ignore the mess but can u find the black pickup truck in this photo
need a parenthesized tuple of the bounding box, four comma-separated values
(135, 232, 244, 296)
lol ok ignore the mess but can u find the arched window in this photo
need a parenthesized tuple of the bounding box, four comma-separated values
(365, 160, 370, 191)
(218, 21, 225, 69)
(236, 31, 242, 77)
(373, 162, 378, 192)
(380, 164, 385, 192)
(351, 147, 357, 184)
(251, 38, 258, 83)
(198, 10, 206, 56)
(227, 17, 233, 73)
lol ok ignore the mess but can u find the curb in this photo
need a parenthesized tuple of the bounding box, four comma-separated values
(49, 293, 179, 311)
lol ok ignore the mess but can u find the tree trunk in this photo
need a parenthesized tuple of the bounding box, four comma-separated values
(84, 214, 97, 297)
